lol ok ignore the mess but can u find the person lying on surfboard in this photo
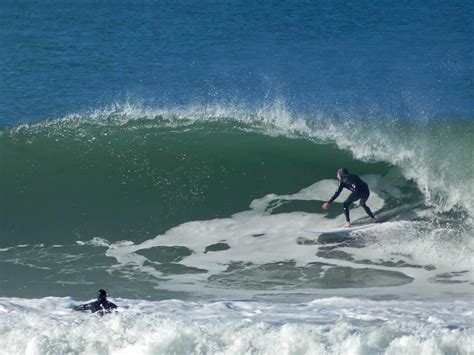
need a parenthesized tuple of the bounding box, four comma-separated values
(322, 168, 378, 227)
(73, 289, 118, 316)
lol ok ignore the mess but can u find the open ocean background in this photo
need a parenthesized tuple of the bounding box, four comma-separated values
(1, 1, 473, 354)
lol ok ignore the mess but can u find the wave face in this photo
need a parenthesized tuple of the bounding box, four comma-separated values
(1, 103, 393, 246)
(0, 103, 472, 301)
(2, 103, 473, 224)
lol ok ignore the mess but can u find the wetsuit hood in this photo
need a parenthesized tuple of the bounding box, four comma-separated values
(337, 168, 349, 177)
(97, 289, 107, 301)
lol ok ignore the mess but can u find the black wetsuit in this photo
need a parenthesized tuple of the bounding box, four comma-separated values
(74, 299, 117, 316)
(328, 174, 375, 222)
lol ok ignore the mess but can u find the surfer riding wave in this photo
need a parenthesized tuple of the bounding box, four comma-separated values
(322, 168, 378, 227)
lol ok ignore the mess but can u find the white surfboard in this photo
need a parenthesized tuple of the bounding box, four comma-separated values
(304, 223, 378, 234)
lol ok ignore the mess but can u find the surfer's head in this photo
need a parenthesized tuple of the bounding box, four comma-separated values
(97, 289, 107, 301)
(337, 168, 349, 180)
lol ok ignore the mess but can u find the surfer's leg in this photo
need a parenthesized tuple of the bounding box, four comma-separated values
(359, 192, 375, 219)
(343, 192, 360, 222)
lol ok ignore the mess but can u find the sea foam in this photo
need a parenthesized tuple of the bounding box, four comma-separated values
(0, 297, 472, 355)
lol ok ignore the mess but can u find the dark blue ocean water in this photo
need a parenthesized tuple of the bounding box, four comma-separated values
(1, 0, 473, 125)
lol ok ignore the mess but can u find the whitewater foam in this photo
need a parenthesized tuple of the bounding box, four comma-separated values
(101, 177, 473, 300)
(0, 297, 472, 355)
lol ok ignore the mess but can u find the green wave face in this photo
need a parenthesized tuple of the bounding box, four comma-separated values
(1, 115, 392, 246)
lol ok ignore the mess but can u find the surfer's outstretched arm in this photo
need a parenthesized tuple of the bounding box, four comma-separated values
(328, 182, 343, 204)
(322, 182, 343, 209)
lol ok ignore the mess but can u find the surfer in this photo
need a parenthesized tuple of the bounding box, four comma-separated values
(73, 289, 118, 316)
(322, 168, 378, 227)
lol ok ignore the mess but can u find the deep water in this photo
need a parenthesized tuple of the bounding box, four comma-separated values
(1, 0, 473, 123)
